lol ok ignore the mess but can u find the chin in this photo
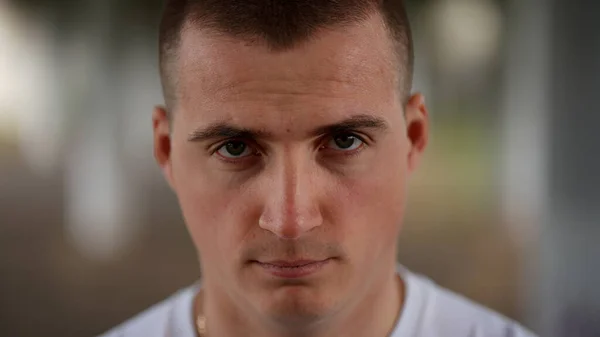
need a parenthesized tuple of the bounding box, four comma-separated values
(259, 285, 341, 328)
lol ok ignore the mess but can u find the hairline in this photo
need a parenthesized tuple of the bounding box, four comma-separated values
(159, 11, 413, 114)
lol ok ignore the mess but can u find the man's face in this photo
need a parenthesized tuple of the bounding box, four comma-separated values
(154, 15, 427, 326)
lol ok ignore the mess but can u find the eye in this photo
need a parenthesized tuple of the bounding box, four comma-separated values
(325, 133, 364, 152)
(216, 140, 254, 159)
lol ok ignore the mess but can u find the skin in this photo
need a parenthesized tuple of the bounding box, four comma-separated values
(153, 13, 428, 337)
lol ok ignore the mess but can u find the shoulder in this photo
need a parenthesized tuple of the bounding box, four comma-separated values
(395, 267, 537, 337)
(98, 285, 198, 337)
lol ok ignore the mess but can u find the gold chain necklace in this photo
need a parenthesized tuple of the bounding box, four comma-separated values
(195, 289, 207, 337)
(195, 314, 207, 337)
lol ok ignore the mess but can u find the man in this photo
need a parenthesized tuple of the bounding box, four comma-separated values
(102, 1, 537, 336)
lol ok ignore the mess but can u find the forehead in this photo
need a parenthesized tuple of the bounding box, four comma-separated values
(174, 15, 402, 128)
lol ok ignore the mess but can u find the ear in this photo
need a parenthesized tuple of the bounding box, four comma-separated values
(404, 93, 429, 173)
(153, 106, 175, 190)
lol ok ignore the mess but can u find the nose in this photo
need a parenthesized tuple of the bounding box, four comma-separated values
(258, 152, 323, 239)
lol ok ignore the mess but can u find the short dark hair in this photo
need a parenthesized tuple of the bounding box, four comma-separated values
(159, 0, 414, 108)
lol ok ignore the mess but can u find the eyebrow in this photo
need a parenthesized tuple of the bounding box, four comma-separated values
(187, 124, 272, 142)
(309, 114, 388, 137)
(187, 114, 389, 142)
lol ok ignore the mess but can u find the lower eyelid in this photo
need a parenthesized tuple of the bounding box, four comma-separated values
(215, 149, 262, 163)
(323, 143, 366, 156)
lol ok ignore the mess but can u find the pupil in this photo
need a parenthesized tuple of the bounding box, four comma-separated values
(335, 135, 355, 149)
(226, 142, 246, 156)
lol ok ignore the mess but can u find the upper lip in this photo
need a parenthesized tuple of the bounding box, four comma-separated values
(257, 259, 327, 267)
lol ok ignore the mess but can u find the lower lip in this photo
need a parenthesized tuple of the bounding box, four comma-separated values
(255, 259, 332, 279)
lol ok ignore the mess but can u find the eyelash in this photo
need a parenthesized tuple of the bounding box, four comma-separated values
(212, 139, 261, 163)
(212, 132, 368, 164)
(320, 133, 367, 156)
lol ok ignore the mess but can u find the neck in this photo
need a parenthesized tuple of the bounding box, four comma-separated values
(326, 269, 404, 337)
(195, 267, 404, 337)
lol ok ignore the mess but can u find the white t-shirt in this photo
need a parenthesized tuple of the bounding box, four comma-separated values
(100, 266, 537, 337)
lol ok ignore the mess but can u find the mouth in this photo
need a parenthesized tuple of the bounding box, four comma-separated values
(251, 258, 333, 279)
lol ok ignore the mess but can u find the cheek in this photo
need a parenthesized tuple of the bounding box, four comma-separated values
(332, 149, 408, 258)
(172, 147, 255, 264)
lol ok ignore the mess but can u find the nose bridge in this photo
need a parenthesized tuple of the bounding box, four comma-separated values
(282, 149, 302, 211)
(259, 147, 322, 239)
